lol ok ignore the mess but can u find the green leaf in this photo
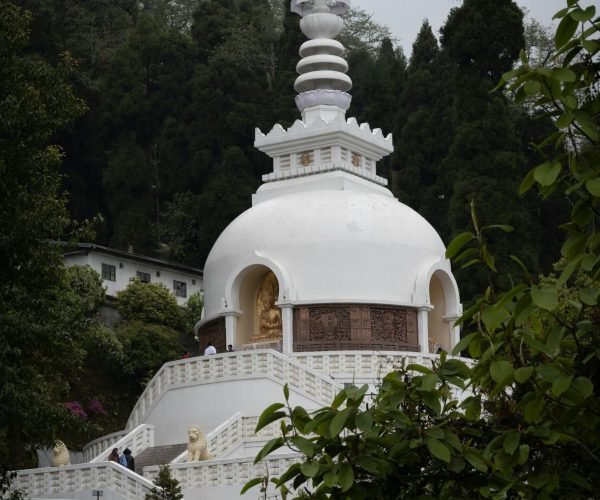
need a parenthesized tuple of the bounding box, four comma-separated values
(490, 360, 514, 385)
(519, 168, 536, 195)
(425, 438, 451, 463)
(254, 437, 284, 463)
(331, 388, 348, 409)
(330, 407, 352, 437)
(420, 374, 439, 391)
(570, 6, 595, 22)
(555, 14, 578, 48)
(464, 448, 488, 473)
(446, 232, 475, 259)
(240, 477, 264, 494)
(574, 110, 599, 140)
(283, 383, 289, 401)
(356, 411, 373, 432)
(556, 112, 574, 129)
(503, 431, 520, 455)
(255, 403, 285, 432)
(406, 364, 433, 375)
(524, 79, 541, 95)
(533, 161, 562, 186)
(525, 397, 545, 423)
(552, 375, 573, 397)
(531, 283, 559, 311)
(290, 436, 315, 457)
(300, 459, 320, 478)
(551, 67, 576, 82)
(482, 306, 510, 331)
(515, 366, 534, 384)
(573, 377, 593, 398)
(586, 177, 600, 196)
(579, 287, 600, 306)
(564, 470, 592, 490)
(338, 463, 354, 492)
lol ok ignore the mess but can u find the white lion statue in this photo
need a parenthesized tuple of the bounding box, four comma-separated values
(186, 425, 211, 462)
(51, 440, 70, 467)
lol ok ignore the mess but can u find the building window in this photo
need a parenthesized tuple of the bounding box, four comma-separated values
(156, 270, 160, 277)
(102, 263, 116, 281)
(119, 262, 123, 268)
(174, 280, 187, 298)
(136, 271, 151, 283)
(192, 279, 196, 285)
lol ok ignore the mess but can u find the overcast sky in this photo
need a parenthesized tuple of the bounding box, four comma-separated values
(351, 0, 578, 56)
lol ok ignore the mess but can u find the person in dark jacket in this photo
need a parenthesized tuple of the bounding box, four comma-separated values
(123, 448, 135, 471)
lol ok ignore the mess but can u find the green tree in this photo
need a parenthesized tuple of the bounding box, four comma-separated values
(340, 7, 396, 54)
(245, 1, 600, 497)
(116, 321, 181, 390)
(116, 279, 183, 330)
(393, 21, 449, 205)
(181, 290, 204, 334)
(0, 2, 87, 469)
(145, 465, 183, 500)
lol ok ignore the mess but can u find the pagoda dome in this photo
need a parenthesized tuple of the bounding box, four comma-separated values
(199, 171, 460, 354)
(204, 174, 446, 316)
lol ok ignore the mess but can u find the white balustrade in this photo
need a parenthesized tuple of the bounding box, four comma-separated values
(145, 453, 302, 491)
(126, 350, 343, 430)
(82, 429, 128, 462)
(14, 461, 155, 499)
(90, 424, 154, 463)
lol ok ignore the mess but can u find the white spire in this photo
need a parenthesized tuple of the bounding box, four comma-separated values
(254, 0, 393, 188)
(292, 0, 352, 123)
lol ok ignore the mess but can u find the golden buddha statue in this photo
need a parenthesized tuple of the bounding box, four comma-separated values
(251, 271, 282, 342)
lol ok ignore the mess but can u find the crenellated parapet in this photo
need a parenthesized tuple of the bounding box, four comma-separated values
(255, 114, 393, 186)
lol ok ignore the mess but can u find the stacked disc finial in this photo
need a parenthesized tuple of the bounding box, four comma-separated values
(291, 0, 352, 114)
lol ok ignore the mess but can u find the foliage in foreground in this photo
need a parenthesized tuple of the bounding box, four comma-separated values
(145, 465, 184, 500)
(245, 1, 600, 498)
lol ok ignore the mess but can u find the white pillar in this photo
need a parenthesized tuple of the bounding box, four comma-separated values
(417, 308, 430, 354)
(280, 305, 294, 354)
(446, 316, 461, 350)
(224, 313, 238, 349)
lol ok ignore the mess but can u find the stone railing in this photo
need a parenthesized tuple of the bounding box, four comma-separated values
(290, 351, 439, 382)
(172, 413, 284, 463)
(145, 453, 301, 491)
(90, 424, 155, 463)
(126, 350, 343, 429)
(83, 428, 128, 462)
(14, 461, 155, 499)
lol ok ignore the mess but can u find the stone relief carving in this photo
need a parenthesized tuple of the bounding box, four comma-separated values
(309, 307, 351, 341)
(371, 308, 409, 343)
(187, 425, 211, 462)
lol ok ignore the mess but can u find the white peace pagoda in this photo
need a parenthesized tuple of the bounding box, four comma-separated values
(14, 1, 461, 498)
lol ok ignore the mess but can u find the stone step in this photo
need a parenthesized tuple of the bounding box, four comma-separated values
(134, 443, 187, 475)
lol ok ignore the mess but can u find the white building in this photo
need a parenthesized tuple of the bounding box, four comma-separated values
(63, 243, 204, 306)
(14, 2, 463, 498)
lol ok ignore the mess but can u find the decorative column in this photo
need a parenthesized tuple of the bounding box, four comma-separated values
(280, 305, 295, 353)
(224, 312, 240, 349)
(417, 307, 430, 354)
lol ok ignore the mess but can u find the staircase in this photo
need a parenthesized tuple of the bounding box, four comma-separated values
(134, 443, 187, 474)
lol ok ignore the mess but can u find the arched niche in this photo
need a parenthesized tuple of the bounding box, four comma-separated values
(427, 269, 460, 352)
(225, 257, 291, 350)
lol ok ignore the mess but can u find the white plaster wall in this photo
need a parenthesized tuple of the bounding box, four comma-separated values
(64, 254, 203, 305)
(143, 378, 323, 446)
